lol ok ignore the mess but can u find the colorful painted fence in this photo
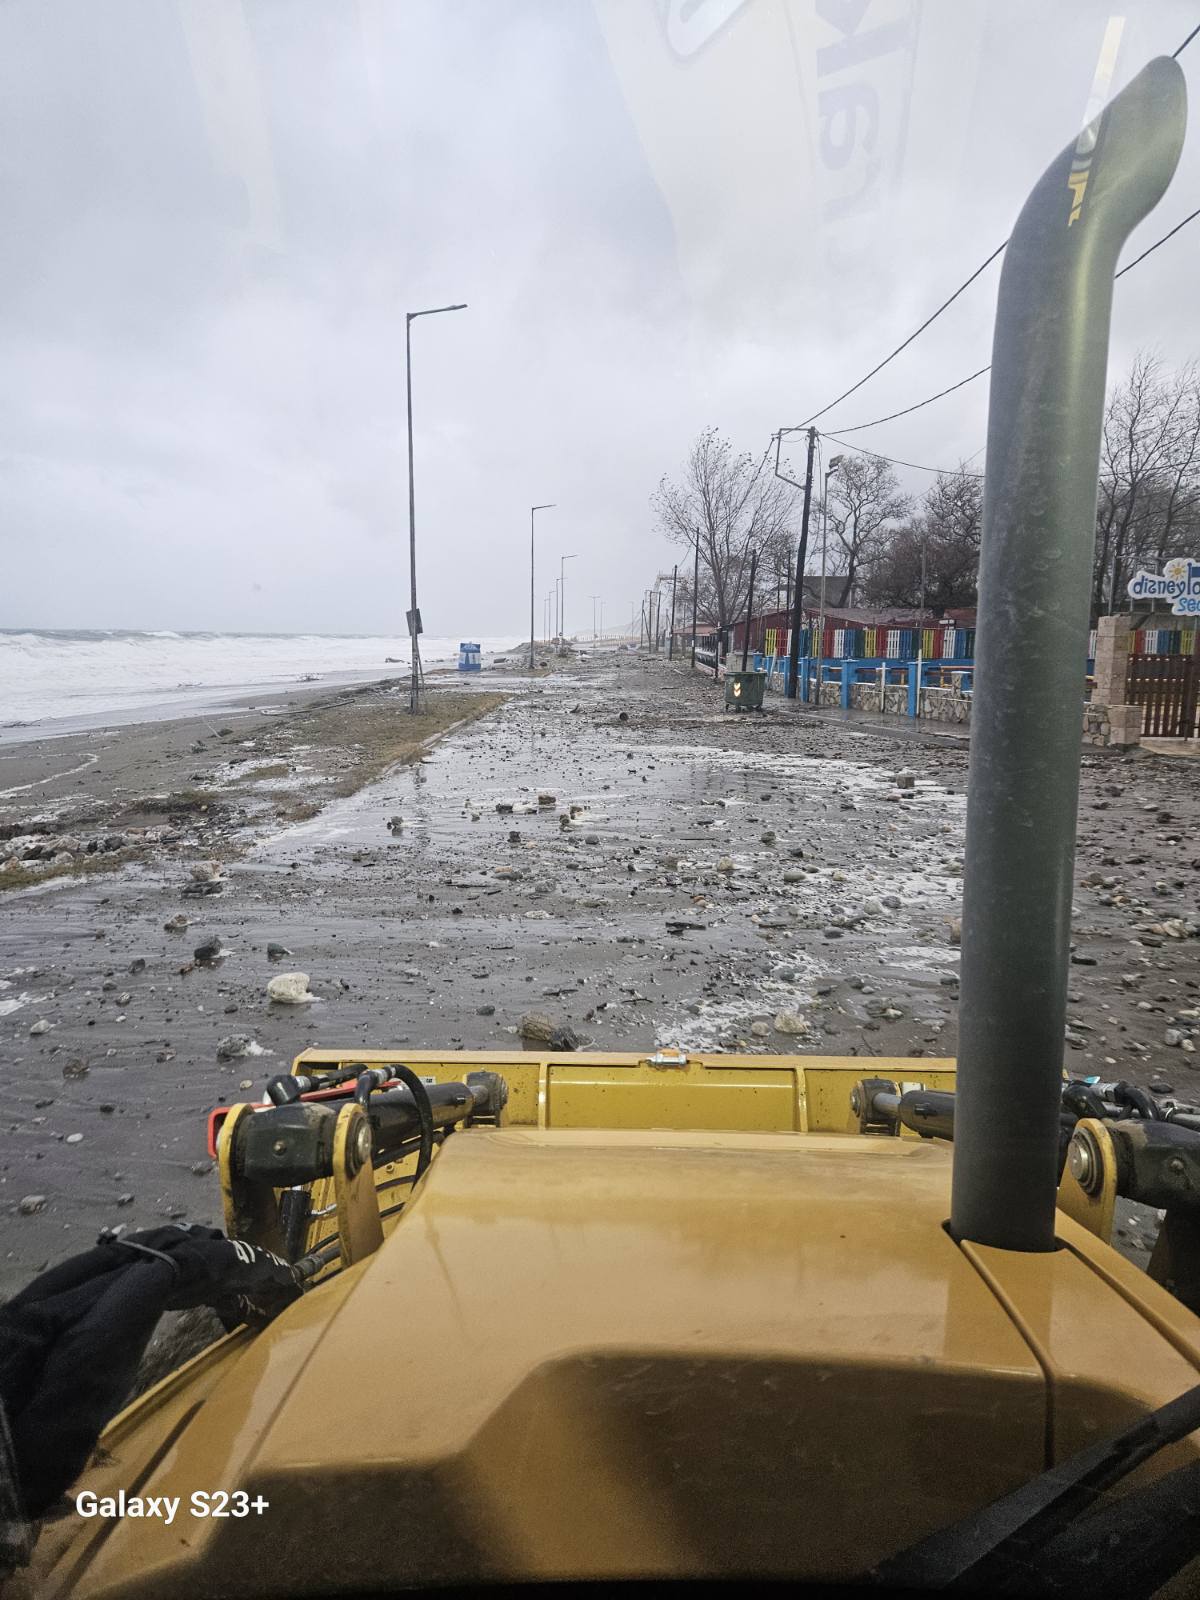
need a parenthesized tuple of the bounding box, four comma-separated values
(753, 624, 975, 662)
(1131, 626, 1198, 656)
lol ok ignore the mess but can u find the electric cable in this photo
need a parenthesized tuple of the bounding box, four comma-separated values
(818, 204, 1200, 440)
(823, 432, 986, 479)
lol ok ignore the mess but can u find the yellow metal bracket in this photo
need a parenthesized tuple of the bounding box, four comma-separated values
(1056, 1117, 1118, 1242)
(333, 1103, 383, 1268)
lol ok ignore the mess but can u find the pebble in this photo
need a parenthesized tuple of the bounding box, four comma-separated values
(65, 1133, 83, 1145)
(267, 942, 291, 960)
(774, 1012, 810, 1035)
(29, 1018, 50, 1036)
(217, 1035, 264, 1061)
(267, 972, 316, 1004)
(193, 937, 222, 962)
(18, 1196, 47, 1216)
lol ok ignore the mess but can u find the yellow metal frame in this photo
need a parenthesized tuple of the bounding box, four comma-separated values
(22, 1049, 1200, 1599)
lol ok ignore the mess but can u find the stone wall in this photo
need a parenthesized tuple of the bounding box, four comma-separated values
(1086, 615, 1142, 747)
(1084, 701, 1143, 747)
(920, 687, 972, 724)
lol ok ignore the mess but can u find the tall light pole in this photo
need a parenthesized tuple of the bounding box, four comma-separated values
(559, 553, 578, 653)
(814, 455, 843, 704)
(590, 595, 600, 639)
(529, 504, 555, 671)
(405, 300, 467, 714)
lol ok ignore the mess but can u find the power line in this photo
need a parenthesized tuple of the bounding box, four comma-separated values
(788, 241, 1008, 431)
(823, 367, 993, 436)
(791, 20, 1199, 437)
(823, 203, 1200, 439)
(823, 432, 986, 479)
(1115, 203, 1200, 276)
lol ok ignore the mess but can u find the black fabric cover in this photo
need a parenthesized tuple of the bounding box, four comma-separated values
(0, 1225, 299, 1521)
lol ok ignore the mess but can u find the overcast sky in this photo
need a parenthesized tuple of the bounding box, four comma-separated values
(2, 0, 1199, 637)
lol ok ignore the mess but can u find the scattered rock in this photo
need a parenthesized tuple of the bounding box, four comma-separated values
(182, 879, 223, 898)
(217, 1035, 268, 1061)
(164, 914, 190, 933)
(65, 1133, 83, 1145)
(267, 973, 316, 1005)
(518, 1012, 582, 1050)
(774, 1012, 811, 1036)
(266, 941, 291, 961)
(18, 1195, 47, 1216)
(28, 1018, 50, 1036)
(948, 918, 962, 946)
(193, 937, 222, 963)
(189, 861, 223, 882)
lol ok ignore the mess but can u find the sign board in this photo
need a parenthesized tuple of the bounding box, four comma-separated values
(1127, 558, 1200, 617)
(406, 608, 423, 637)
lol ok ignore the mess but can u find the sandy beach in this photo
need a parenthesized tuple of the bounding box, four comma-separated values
(2, 650, 1198, 1296)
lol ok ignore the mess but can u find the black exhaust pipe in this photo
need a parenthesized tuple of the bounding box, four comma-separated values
(950, 58, 1186, 1252)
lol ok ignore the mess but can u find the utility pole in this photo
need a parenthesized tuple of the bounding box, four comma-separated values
(667, 564, 678, 659)
(529, 504, 555, 671)
(690, 528, 700, 670)
(784, 427, 818, 700)
(815, 456, 843, 705)
(741, 548, 758, 672)
(590, 595, 599, 639)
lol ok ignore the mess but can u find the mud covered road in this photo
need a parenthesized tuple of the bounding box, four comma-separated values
(2, 651, 1198, 1291)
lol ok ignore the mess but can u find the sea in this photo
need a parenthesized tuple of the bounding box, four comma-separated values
(0, 629, 523, 739)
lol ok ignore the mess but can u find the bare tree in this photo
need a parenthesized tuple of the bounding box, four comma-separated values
(862, 466, 981, 611)
(652, 428, 800, 631)
(817, 454, 912, 603)
(1094, 352, 1200, 616)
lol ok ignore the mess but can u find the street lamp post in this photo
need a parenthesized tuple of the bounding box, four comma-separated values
(559, 554, 578, 653)
(405, 301, 467, 714)
(814, 455, 844, 705)
(529, 504, 555, 671)
(590, 595, 600, 640)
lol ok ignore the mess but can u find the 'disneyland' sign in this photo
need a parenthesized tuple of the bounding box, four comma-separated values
(1127, 557, 1200, 616)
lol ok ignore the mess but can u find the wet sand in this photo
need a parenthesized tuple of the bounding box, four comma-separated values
(2, 651, 1198, 1292)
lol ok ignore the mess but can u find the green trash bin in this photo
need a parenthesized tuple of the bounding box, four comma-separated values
(724, 669, 766, 712)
